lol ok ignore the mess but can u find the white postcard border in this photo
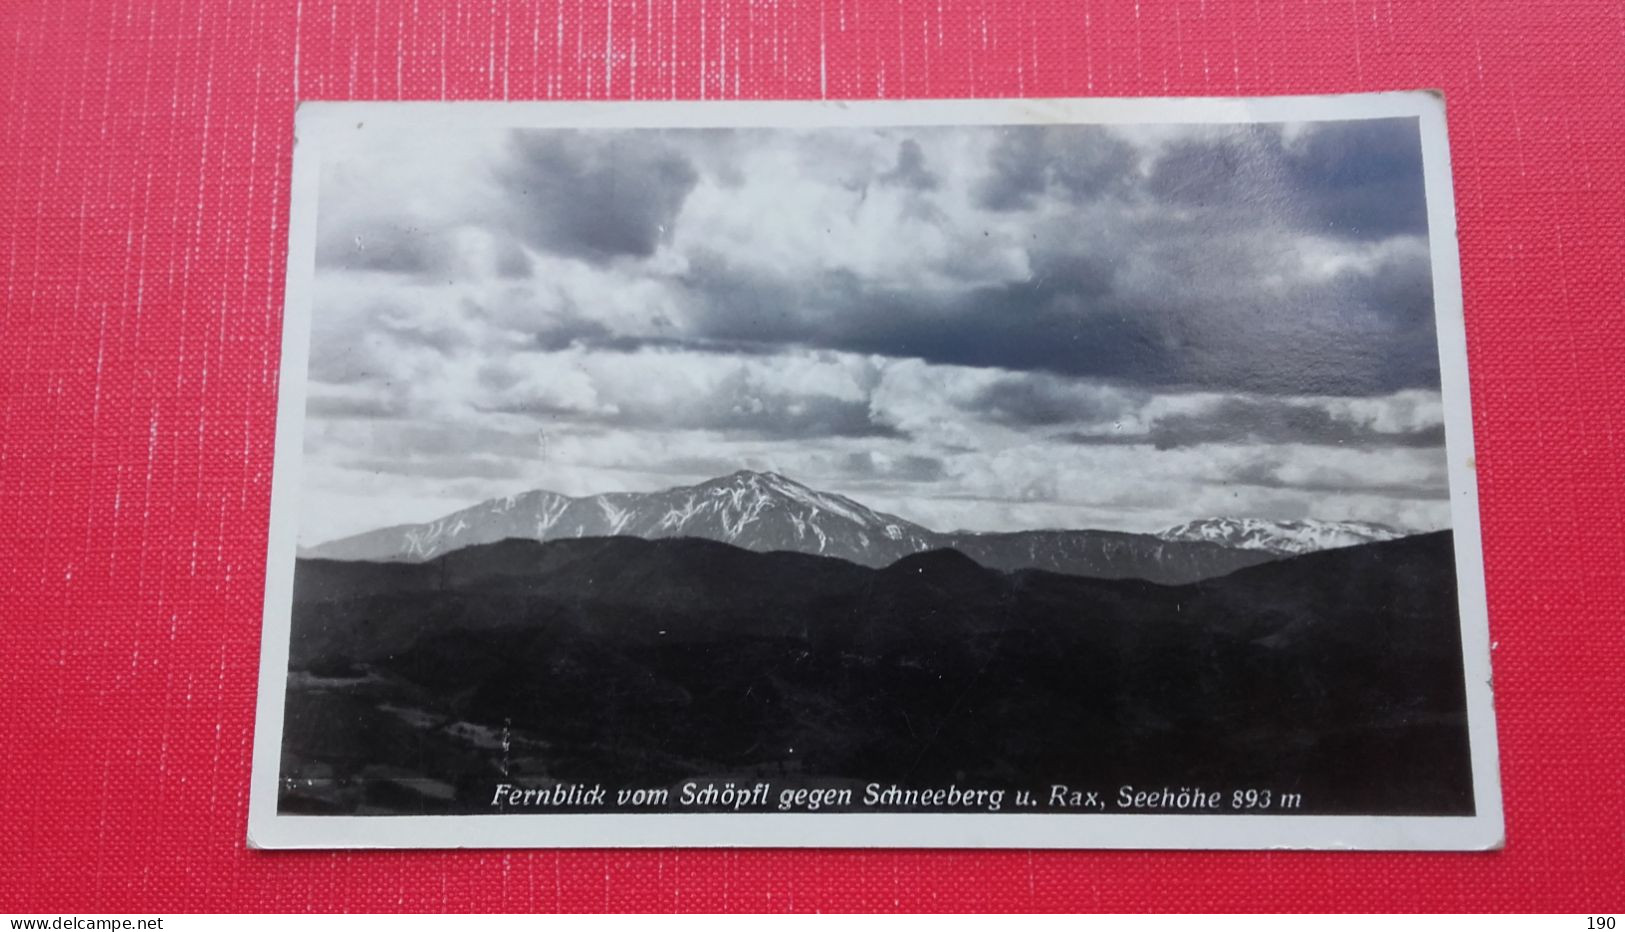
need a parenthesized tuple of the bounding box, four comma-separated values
(249, 92, 1503, 851)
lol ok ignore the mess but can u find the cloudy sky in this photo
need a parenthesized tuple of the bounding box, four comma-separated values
(299, 116, 1450, 545)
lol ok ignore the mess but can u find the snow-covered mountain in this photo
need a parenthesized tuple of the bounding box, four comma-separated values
(305, 470, 939, 568)
(303, 471, 1404, 583)
(1154, 516, 1406, 556)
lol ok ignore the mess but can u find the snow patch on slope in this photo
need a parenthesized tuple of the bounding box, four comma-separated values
(1155, 517, 1405, 556)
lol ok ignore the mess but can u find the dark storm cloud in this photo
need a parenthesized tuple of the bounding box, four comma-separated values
(1149, 279, 1439, 398)
(319, 120, 1438, 398)
(497, 130, 700, 263)
(878, 139, 940, 190)
(960, 374, 1134, 427)
(974, 125, 1138, 211)
(315, 220, 456, 274)
(668, 250, 1164, 381)
(1288, 119, 1430, 239)
(1148, 119, 1427, 241)
(666, 242, 1435, 396)
(1346, 242, 1435, 325)
(621, 116, 1439, 398)
(446, 120, 1439, 397)
(1059, 396, 1444, 450)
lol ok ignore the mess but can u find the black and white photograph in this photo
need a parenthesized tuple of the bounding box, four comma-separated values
(249, 95, 1502, 849)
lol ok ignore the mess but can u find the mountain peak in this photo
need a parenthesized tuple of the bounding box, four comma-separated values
(1155, 516, 1404, 556)
(716, 467, 781, 480)
(302, 471, 1398, 583)
(884, 547, 992, 576)
(712, 468, 800, 489)
(306, 469, 938, 566)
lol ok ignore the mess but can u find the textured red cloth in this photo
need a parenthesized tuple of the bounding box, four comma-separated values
(1, 0, 1621, 913)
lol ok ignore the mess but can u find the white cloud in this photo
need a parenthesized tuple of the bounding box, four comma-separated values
(297, 120, 1450, 545)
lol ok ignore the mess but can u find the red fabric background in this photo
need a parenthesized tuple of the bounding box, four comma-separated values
(1, 0, 1621, 913)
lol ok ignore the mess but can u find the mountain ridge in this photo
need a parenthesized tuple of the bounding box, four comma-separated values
(1156, 515, 1405, 556)
(302, 470, 1408, 584)
(280, 530, 1473, 816)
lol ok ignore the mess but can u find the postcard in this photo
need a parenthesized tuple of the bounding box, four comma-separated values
(249, 93, 1502, 849)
